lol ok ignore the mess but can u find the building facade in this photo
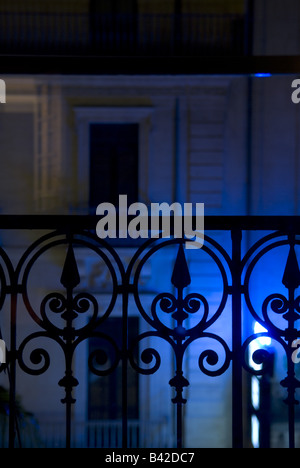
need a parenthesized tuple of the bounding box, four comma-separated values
(0, 0, 300, 448)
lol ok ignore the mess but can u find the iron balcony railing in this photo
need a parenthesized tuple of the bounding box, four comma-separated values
(0, 416, 174, 448)
(1, 215, 300, 448)
(38, 419, 174, 449)
(0, 12, 246, 56)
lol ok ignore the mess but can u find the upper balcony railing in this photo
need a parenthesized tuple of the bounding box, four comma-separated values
(0, 11, 247, 56)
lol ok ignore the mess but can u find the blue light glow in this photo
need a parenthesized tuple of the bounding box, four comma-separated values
(254, 322, 272, 347)
(251, 415, 260, 449)
(251, 376, 260, 410)
(249, 322, 272, 373)
(253, 73, 272, 78)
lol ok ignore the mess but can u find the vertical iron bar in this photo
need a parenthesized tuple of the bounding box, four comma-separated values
(287, 277, 296, 449)
(287, 362, 295, 449)
(122, 287, 129, 449)
(286, 256, 296, 449)
(176, 402, 182, 449)
(175, 285, 184, 450)
(59, 239, 81, 449)
(231, 229, 243, 448)
(65, 253, 75, 450)
(9, 291, 17, 448)
(280, 235, 300, 449)
(288, 297, 296, 449)
(65, 352, 72, 449)
(289, 407, 295, 449)
(259, 352, 274, 448)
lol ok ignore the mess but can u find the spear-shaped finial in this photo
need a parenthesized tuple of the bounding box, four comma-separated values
(282, 244, 300, 291)
(171, 244, 191, 291)
(61, 244, 81, 290)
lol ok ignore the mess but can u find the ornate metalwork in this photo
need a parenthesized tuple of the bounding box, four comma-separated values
(243, 232, 300, 448)
(1, 216, 300, 448)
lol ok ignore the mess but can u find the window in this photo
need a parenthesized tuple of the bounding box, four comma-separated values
(89, 123, 139, 210)
(74, 106, 152, 213)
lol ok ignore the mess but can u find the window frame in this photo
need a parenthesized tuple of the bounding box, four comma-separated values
(74, 106, 153, 212)
(89, 122, 140, 210)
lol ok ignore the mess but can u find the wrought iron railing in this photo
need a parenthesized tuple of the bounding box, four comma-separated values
(0, 12, 246, 56)
(1, 215, 300, 448)
(37, 419, 174, 449)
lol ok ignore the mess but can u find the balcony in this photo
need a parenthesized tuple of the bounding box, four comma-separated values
(0, 11, 246, 57)
(0, 215, 300, 448)
(0, 417, 174, 448)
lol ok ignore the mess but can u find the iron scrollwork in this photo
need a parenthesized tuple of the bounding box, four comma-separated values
(3, 217, 300, 448)
(128, 237, 231, 446)
(243, 233, 300, 447)
(14, 231, 124, 447)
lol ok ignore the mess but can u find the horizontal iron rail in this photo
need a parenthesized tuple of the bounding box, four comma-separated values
(0, 215, 299, 231)
(0, 56, 299, 75)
